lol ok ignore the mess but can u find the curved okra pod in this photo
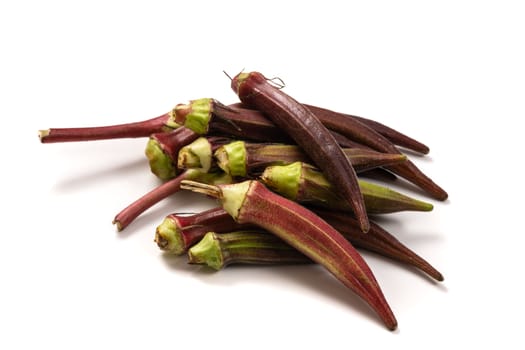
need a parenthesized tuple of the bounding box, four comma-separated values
(180, 179, 397, 330)
(155, 206, 442, 281)
(303, 104, 430, 155)
(230, 101, 430, 154)
(261, 162, 433, 214)
(313, 208, 443, 281)
(305, 104, 447, 200)
(231, 72, 370, 232)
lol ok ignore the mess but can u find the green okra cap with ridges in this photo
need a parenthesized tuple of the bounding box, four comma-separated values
(145, 138, 177, 180)
(154, 216, 185, 255)
(171, 98, 213, 135)
(188, 231, 225, 270)
(215, 140, 248, 177)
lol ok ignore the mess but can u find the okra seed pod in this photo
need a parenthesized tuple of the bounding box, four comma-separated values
(181, 179, 397, 330)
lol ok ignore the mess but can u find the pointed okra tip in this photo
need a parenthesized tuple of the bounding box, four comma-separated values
(145, 138, 177, 180)
(154, 216, 186, 255)
(188, 231, 224, 270)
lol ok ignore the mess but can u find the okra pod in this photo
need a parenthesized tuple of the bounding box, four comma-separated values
(261, 162, 433, 214)
(180, 179, 397, 330)
(231, 72, 370, 232)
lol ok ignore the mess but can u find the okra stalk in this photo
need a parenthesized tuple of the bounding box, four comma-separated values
(39, 113, 177, 143)
(180, 179, 397, 330)
(215, 140, 406, 177)
(113, 170, 232, 231)
(261, 162, 433, 214)
(154, 207, 253, 255)
(145, 127, 199, 180)
(188, 230, 309, 269)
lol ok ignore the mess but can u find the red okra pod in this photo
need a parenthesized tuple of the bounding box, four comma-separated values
(303, 104, 430, 154)
(173, 98, 366, 149)
(38, 113, 176, 143)
(231, 72, 370, 232)
(173, 98, 292, 143)
(158, 206, 442, 281)
(313, 208, 443, 281)
(180, 179, 397, 330)
(231, 102, 429, 154)
(305, 104, 447, 200)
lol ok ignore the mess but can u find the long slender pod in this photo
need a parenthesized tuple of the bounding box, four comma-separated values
(231, 72, 370, 232)
(181, 180, 397, 330)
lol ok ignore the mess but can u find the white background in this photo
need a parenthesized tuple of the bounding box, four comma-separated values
(1, 1, 524, 348)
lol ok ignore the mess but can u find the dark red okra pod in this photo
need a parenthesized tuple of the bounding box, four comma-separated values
(231, 72, 370, 232)
(305, 104, 447, 200)
(313, 208, 443, 281)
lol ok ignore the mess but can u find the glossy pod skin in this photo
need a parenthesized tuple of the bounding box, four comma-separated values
(231, 72, 370, 232)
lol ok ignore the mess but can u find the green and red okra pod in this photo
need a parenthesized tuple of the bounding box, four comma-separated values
(180, 179, 398, 330)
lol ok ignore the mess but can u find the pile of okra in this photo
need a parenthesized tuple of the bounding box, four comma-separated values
(40, 71, 447, 330)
